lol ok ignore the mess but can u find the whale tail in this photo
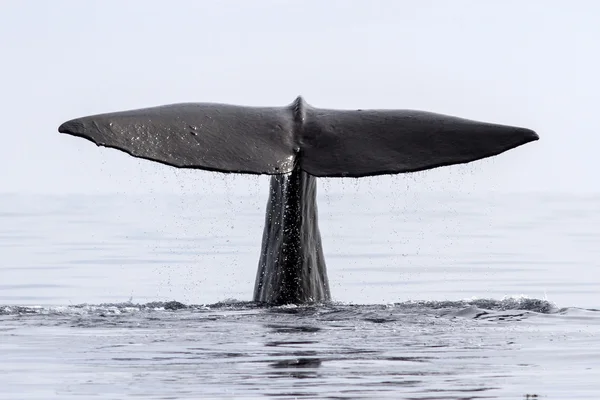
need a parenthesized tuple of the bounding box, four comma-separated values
(59, 96, 538, 305)
(58, 96, 538, 177)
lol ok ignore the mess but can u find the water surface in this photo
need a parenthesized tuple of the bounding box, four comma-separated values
(1, 191, 599, 398)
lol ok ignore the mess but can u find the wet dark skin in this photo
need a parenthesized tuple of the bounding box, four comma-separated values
(59, 96, 538, 305)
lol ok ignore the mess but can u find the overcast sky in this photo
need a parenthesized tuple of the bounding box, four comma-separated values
(1, 1, 597, 194)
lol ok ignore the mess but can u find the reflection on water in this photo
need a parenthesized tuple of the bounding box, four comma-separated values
(1, 300, 599, 398)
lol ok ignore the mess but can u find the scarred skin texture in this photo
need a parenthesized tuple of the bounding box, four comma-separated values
(59, 96, 538, 305)
(254, 168, 329, 305)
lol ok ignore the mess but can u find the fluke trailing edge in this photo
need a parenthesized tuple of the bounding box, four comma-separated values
(59, 96, 539, 305)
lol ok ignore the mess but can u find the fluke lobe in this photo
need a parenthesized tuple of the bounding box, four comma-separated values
(59, 96, 539, 305)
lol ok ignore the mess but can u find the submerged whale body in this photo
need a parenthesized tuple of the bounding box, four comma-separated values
(59, 96, 538, 305)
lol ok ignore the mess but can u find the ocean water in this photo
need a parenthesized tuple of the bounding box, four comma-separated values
(1, 188, 599, 399)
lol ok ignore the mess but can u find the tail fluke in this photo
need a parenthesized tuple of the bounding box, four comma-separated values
(59, 103, 297, 175)
(300, 107, 538, 177)
(59, 96, 538, 177)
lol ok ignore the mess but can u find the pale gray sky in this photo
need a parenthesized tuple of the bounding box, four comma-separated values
(1, 0, 598, 194)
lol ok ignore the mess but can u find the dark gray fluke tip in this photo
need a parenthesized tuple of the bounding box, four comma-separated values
(524, 128, 540, 142)
(58, 120, 82, 135)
